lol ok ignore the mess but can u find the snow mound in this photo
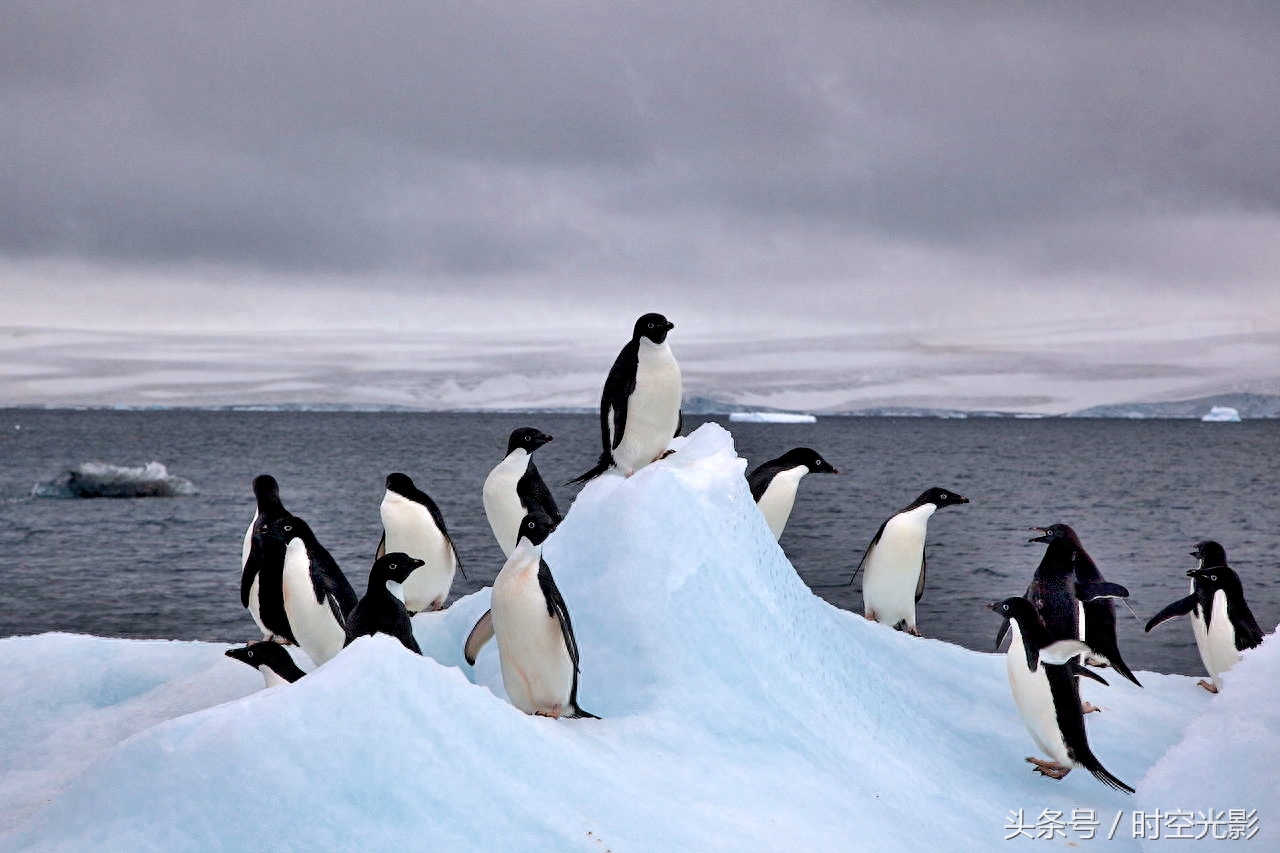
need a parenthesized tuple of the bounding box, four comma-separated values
(728, 411, 817, 423)
(32, 461, 196, 498)
(1200, 406, 1242, 422)
(0, 424, 1268, 851)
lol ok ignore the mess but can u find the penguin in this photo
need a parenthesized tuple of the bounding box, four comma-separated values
(481, 511, 596, 719)
(989, 597, 1134, 794)
(858, 487, 969, 635)
(746, 448, 839, 541)
(570, 313, 681, 484)
(345, 552, 425, 655)
(225, 641, 306, 687)
(240, 474, 290, 640)
(258, 515, 358, 667)
(1145, 541, 1265, 693)
(1068, 528, 1142, 687)
(483, 427, 562, 557)
(378, 472, 461, 613)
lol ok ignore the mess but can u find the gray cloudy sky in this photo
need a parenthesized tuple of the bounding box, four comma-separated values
(2, 2, 1278, 411)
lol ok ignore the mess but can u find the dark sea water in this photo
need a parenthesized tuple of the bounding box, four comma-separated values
(0, 409, 1275, 676)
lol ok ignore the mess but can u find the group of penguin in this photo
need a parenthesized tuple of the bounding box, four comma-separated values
(224, 312, 1269, 794)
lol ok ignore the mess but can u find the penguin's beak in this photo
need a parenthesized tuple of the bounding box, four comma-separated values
(1028, 527, 1050, 543)
(985, 602, 1000, 612)
(663, 320, 675, 331)
(410, 558, 426, 569)
(1188, 549, 1200, 558)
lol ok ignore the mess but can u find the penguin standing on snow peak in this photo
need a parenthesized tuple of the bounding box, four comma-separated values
(483, 427, 562, 557)
(345, 552, 425, 655)
(988, 597, 1134, 793)
(858, 487, 968, 635)
(570, 313, 681, 484)
(240, 475, 290, 640)
(258, 515, 357, 667)
(473, 512, 596, 719)
(378, 472, 461, 613)
(1145, 541, 1264, 693)
(225, 642, 307, 688)
(746, 448, 839, 541)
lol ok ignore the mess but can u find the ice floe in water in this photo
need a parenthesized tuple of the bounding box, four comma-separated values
(1201, 406, 1242, 423)
(0, 424, 1271, 851)
(728, 411, 817, 423)
(32, 461, 196, 498)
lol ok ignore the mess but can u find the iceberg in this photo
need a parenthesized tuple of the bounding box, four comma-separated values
(728, 411, 817, 423)
(1201, 406, 1242, 423)
(0, 425, 1270, 851)
(32, 461, 196, 498)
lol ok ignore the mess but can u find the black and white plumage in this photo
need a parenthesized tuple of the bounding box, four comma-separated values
(570, 313, 681, 485)
(483, 427, 561, 557)
(1068, 528, 1142, 687)
(377, 472, 461, 613)
(746, 448, 838, 540)
(240, 474, 290, 640)
(345, 552, 425, 655)
(476, 512, 596, 719)
(989, 597, 1134, 794)
(225, 641, 306, 688)
(257, 515, 357, 667)
(859, 487, 968, 635)
(1145, 541, 1265, 693)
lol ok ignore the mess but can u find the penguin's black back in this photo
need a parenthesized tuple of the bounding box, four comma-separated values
(1026, 538, 1080, 643)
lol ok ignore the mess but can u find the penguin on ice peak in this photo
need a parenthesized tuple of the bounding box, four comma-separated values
(746, 448, 839, 541)
(859, 487, 968, 635)
(989, 597, 1134, 794)
(483, 427, 562, 557)
(1145, 541, 1264, 693)
(225, 641, 307, 688)
(474, 511, 597, 719)
(258, 515, 357, 667)
(240, 474, 291, 640)
(345, 552, 425, 655)
(570, 313, 681, 484)
(378, 472, 461, 613)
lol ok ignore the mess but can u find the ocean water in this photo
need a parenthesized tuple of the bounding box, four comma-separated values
(0, 409, 1275, 676)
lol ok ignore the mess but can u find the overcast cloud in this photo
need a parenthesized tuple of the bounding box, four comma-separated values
(1, 2, 1278, 410)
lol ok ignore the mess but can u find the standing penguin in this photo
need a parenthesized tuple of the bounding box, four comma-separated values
(1145, 541, 1265, 692)
(746, 448, 839, 541)
(988, 597, 1133, 793)
(475, 512, 596, 719)
(225, 641, 307, 687)
(378, 472, 461, 613)
(483, 427, 562, 557)
(258, 515, 357, 667)
(1069, 529, 1142, 687)
(240, 474, 290, 640)
(570, 313, 681, 484)
(858, 487, 969, 635)
(345, 552, 425, 655)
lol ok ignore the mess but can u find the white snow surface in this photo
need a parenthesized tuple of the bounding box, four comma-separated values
(1, 424, 1270, 851)
(728, 411, 817, 423)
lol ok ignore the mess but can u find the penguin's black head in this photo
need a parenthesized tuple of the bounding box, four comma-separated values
(633, 312, 674, 344)
(1190, 540, 1227, 567)
(517, 511, 557, 546)
(225, 641, 292, 671)
(918, 487, 968, 508)
(385, 472, 416, 496)
(371, 552, 425, 584)
(1187, 565, 1242, 594)
(264, 514, 308, 542)
(252, 475, 280, 502)
(775, 447, 839, 475)
(507, 427, 553, 455)
(987, 596, 1037, 625)
(1029, 523, 1076, 544)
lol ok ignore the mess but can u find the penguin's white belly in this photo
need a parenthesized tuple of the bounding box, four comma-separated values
(861, 505, 934, 628)
(1006, 623, 1072, 766)
(482, 451, 529, 558)
(1202, 591, 1240, 689)
(612, 342, 681, 476)
(756, 467, 806, 540)
(281, 539, 346, 666)
(492, 557, 574, 716)
(381, 493, 457, 612)
(258, 664, 292, 689)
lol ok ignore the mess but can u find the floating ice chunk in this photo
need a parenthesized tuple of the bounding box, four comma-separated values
(32, 461, 196, 498)
(1201, 406, 1242, 422)
(728, 411, 817, 423)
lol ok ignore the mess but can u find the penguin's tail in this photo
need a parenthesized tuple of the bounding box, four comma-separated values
(1095, 648, 1143, 688)
(567, 452, 612, 486)
(1081, 752, 1135, 794)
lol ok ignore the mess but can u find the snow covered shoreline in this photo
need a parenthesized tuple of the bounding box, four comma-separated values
(0, 425, 1270, 851)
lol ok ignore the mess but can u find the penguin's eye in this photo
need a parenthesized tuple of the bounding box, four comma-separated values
(1210, 574, 1217, 581)
(246, 651, 255, 659)
(389, 563, 397, 570)
(283, 525, 292, 532)
(940, 493, 949, 500)
(647, 322, 655, 329)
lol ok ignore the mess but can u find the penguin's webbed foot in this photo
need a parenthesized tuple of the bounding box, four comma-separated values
(656, 449, 676, 461)
(1081, 701, 1101, 714)
(1026, 757, 1071, 780)
(907, 626, 922, 638)
(1197, 679, 1220, 694)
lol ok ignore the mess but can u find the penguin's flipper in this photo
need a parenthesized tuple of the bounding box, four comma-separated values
(1070, 660, 1110, 686)
(241, 541, 263, 609)
(847, 520, 888, 588)
(463, 609, 494, 666)
(1076, 581, 1129, 601)
(325, 592, 348, 633)
(994, 618, 1011, 650)
(914, 554, 927, 603)
(1041, 639, 1091, 665)
(1144, 594, 1197, 632)
(538, 560, 594, 718)
(518, 462, 562, 525)
(375, 531, 386, 560)
(1231, 601, 1266, 651)
(311, 544, 359, 616)
(1092, 642, 1142, 687)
